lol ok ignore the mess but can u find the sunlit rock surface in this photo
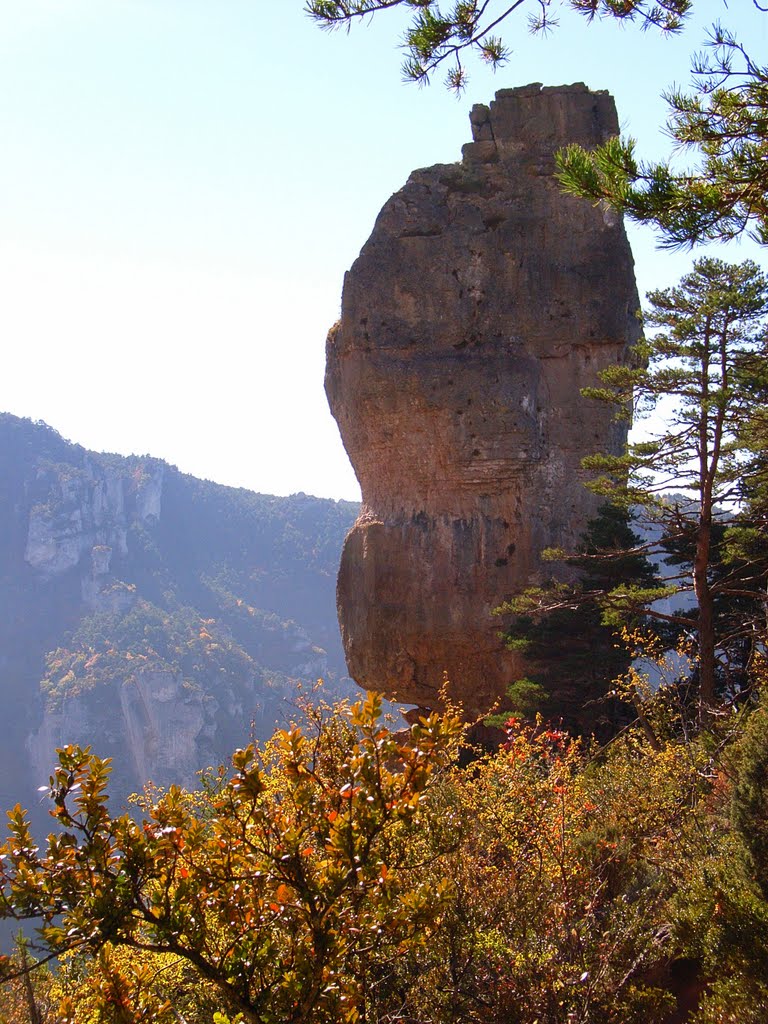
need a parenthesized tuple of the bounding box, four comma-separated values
(326, 84, 640, 717)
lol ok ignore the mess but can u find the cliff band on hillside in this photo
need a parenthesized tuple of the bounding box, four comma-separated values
(0, 414, 357, 817)
(326, 84, 640, 717)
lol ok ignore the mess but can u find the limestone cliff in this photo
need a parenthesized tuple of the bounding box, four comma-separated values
(326, 84, 640, 717)
(27, 664, 301, 796)
(25, 454, 163, 611)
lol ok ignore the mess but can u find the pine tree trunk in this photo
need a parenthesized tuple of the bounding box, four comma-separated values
(694, 516, 716, 707)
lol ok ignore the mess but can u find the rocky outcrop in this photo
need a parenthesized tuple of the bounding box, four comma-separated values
(27, 665, 299, 795)
(326, 84, 640, 717)
(26, 614, 337, 798)
(28, 668, 210, 794)
(23, 457, 164, 610)
(25, 457, 162, 582)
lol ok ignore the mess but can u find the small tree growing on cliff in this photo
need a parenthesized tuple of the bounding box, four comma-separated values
(500, 258, 768, 720)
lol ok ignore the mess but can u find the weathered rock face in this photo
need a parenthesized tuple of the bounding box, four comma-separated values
(25, 455, 163, 602)
(326, 83, 640, 717)
(27, 665, 302, 796)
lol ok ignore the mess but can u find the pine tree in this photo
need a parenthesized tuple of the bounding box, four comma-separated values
(557, 25, 768, 248)
(582, 258, 768, 707)
(495, 502, 660, 737)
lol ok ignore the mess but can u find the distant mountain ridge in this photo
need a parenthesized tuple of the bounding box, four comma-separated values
(0, 413, 358, 820)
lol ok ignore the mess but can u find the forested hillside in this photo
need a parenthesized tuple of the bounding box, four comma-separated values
(0, 413, 358, 817)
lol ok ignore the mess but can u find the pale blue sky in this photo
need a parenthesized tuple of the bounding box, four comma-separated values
(1, 0, 765, 499)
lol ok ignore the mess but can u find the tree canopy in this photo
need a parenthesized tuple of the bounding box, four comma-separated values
(493, 502, 660, 736)
(583, 258, 768, 703)
(306, 0, 692, 90)
(557, 24, 768, 248)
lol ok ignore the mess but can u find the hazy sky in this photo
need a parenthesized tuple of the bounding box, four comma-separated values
(1, 1, 765, 500)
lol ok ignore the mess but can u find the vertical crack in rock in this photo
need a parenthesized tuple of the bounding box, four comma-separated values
(326, 84, 640, 718)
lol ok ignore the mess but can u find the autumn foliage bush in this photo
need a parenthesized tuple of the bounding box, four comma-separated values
(2, 685, 768, 1023)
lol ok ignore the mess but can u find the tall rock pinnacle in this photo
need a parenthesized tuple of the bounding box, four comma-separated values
(326, 84, 640, 718)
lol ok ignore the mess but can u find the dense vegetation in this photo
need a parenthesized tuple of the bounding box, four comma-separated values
(3, 678, 768, 1023)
